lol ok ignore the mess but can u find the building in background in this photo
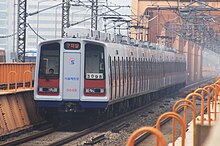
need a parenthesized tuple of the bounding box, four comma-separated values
(0, 0, 16, 62)
(0, 0, 7, 49)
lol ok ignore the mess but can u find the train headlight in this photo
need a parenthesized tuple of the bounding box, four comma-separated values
(100, 88, 104, 93)
(38, 87, 58, 93)
(49, 88, 58, 92)
(85, 88, 95, 93)
(85, 88, 104, 94)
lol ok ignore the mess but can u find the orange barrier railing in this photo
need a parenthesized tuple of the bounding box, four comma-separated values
(185, 93, 204, 124)
(7, 71, 17, 92)
(211, 84, 219, 121)
(126, 127, 167, 146)
(214, 81, 220, 95)
(127, 77, 220, 146)
(23, 70, 33, 89)
(156, 112, 185, 146)
(193, 88, 209, 124)
(173, 99, 196, 146)
(204, 85, 214, 125)
(204, 85, 217, 124)
(215, 77, 220, 82)
(0, 63, 35, 93)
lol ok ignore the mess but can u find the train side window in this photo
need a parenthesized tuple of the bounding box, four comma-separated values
(122, 57, 124, 96)
(147, 59, 150, 76)
(150, 58, 152, 76)
(109, 56, 112, 99)
(114, 57, 117, 97)
(127, 57, 129, 94)
(118, 57, 121, 93)
(128, 58, 130, 80)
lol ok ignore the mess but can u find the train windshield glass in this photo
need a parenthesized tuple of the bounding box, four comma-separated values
(85, 44, 105, 80)
(39, 43, 60, 78)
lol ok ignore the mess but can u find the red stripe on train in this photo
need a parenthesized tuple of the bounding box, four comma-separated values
(84, 80, 106, 96)
(37, 78, 59, 96)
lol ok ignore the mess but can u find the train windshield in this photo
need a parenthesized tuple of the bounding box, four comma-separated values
(85, 43, 105, 80)
(38, 43, 60, 79)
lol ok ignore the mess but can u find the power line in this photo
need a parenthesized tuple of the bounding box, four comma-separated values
(26, 23, 45, 40)
(0, 33, 17, 38)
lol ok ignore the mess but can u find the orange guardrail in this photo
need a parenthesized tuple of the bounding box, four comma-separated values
(215, 77, 220, 82)
(204, 85, 214, 125)
(7, 71, 17, 92)
(173, 99, 196, 146)
(185, 93, 204, 124)
(156, 112, 185, 146)
(193, 88, 209, 124)
(0, 63, 35, 93)
(126, 127, 167, 146)
(204, 85, 217, 124)
(214, 81, 220, 95)
(23, 70, 33, 89)
(210, 84, 219, 121)
(126, 77, 220, 146)
(212, 83, 220, 100)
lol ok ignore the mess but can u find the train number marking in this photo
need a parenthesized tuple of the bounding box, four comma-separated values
(86, 73, 103, 79)
(66, 88, 77, 92)
(64, 77, 80, 81)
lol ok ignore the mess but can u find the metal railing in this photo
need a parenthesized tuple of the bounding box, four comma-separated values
(127, 127, 167, 146)
(127, 77, 220, 146)
(156, 112, 185, 146)
(0, 63, 35, 93)
(173, 99, 196, 146)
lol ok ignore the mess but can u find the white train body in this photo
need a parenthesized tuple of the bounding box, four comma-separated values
(34, 38, 186, 111)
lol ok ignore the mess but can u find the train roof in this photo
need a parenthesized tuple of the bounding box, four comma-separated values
(0, 47, 5, 51)
(38, 37, 179, 54)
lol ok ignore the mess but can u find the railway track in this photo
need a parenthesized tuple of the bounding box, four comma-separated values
(0, 78, 214, 146)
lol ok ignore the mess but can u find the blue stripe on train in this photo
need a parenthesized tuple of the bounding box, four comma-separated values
(35, 100, 108, 108)
(35, 101, 65, 107)
(79, 102, 108, 108)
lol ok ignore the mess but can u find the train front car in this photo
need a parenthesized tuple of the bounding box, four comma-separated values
(34, 39, 108, 113)
(0, 47, 6, 62)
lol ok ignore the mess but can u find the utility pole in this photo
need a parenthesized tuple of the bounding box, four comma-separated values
(91, 0, 98, 30)
(61, 0, 70, 37)
(17, 0, 27, 62)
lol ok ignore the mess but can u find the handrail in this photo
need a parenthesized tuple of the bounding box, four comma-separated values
(214, 81, 220, 96)
(156, 112, 185, 146)
(0, 63, 35, 93)
(212, 84, 220, 100)
(215, 77, 220, 82)
(126, 127, 167, 146)
(204, 85, 217, 124)
(23, 70, 32, 89)
(185, 93, 204, 124)
(173, 99, 196, 146)
(209, 85, 218, 108)
(194, 88, 209, 124)
(210, 84, 219, 121)
(7, 71, 17, 92)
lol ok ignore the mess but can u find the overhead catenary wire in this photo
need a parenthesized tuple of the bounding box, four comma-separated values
(26, 23, 45, 40)
(0, 33, 17, 38)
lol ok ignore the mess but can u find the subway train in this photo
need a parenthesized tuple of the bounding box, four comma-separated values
(34, 36, 186, 115)
(0, 47, 6, 62)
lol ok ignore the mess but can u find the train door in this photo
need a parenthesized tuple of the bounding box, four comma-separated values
(63, 52, 81, 100)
